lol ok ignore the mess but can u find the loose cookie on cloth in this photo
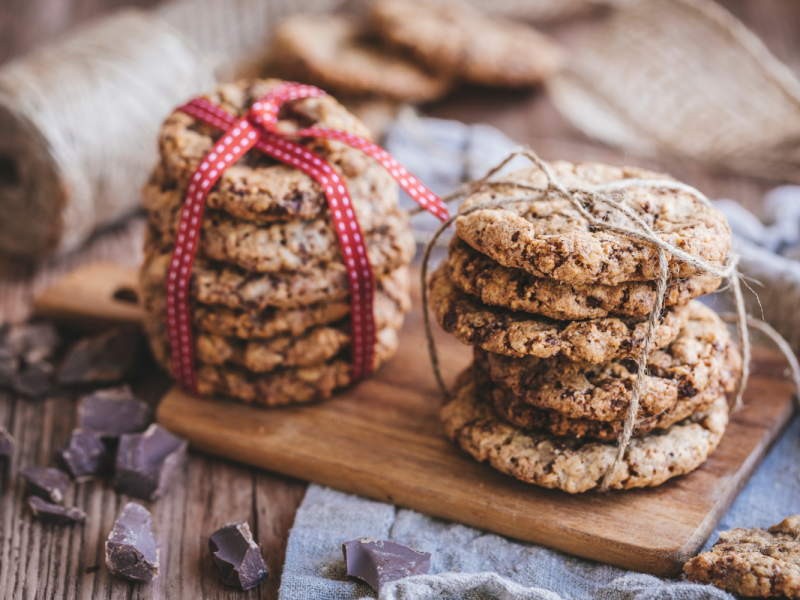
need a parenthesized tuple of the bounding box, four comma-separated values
(270, 15, 450, 103)
(369, 0, 563, 88)
(684, 515, 800, 598)
(448, 236, 722, 320)
(478, 301, 738, 421)
(429, 264, 689, 363)
(455, 161, 732, 286)
(158, 79, 379, 222)
(441, 369, 729, 493)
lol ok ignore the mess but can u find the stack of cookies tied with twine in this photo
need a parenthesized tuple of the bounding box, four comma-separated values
(426, 151, 746, 493)
(139, 79, 425, 406)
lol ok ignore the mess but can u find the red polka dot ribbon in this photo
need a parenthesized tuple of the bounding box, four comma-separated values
(167, 82, 449, 395)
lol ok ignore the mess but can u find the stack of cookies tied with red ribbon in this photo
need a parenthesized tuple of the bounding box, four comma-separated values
(429, 160, 742, 493)
(140, 79, 448, 405)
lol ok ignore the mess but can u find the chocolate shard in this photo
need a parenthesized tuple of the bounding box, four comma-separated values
(105, 502, 159, 582)
(77, 386, 151, 439)
(58, 327, 141, 386)
(6, 322, 60, 364)
(209, 521, 269, 591)
(19, 467, 70, 504)
(114, 424, 187, 501)
(0, 344, 18, 388)
(0, 426, 13, 461)
(29, 496, 86, 524)
(58, 430, 110, 480)
(342, 538, 431, 593)
(12, 361, 57, 398)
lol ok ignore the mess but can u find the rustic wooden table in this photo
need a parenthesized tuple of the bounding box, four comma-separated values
(1, 1, 799, 599)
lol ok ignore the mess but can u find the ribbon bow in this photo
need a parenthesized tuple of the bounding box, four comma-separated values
(166, 82, 449, 394)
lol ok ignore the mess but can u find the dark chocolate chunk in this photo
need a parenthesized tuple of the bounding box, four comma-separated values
(58, 326, 141, 385)
(77, 386, 151, 439)
(19, 467, 70, 504)
(6, 322, 60, 364)
(29, 496, 86, 524)
(12, 361, 57, 398)
(342, 538, 431, 593)
(58, 430, 109, 480)
(0, 426, 13, 461)
(114, 424, 187, 501)
(209, 521, 269, 591)
(105, 502, 159, 582)
(0, 345, 18, 388)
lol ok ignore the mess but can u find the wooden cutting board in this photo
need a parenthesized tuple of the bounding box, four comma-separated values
(35, 261, 798, 576)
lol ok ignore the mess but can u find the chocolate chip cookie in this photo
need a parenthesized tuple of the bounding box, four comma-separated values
(455, 161, 731, 286)
(429, 264, 689, 363)
(441, 369, 729, 493)
(448, 236, 722, 320)
(684, 515, 800, 598)
(271, 15, 450, 103)
(369, 0, 563, 88)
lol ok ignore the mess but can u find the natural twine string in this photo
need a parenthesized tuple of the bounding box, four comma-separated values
(419, 148, 760, 491)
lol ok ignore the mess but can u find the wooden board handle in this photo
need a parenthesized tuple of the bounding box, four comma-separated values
(33, 261, 143, 331)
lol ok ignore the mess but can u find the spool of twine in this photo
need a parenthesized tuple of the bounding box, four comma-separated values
(0, 0, 343, 258)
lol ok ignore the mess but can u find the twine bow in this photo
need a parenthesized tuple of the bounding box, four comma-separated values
(422, 148, 800, 491)
(167, 82, 449, 395)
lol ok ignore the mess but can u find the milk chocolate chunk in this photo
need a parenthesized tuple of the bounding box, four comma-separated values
(29, 496, 86, 525)
(13, 361, 57, 398)
(77, 386, 151, 439)
(58, 327, 141, 385)
(105, 502, 159, 582)
(114, 424, 187, 501)
(0, 426, 13, 461)
(209, 521, 269, 591)
(19, 467, 69, 504)
(6, 322, 60, 364)
(58, 430, 109, 480)
(342, 538, 431, 593)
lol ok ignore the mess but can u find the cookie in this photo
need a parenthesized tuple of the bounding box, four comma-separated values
(429, 264, 689, 363)
(141, 267, 411, 341)
(145, 173, 413, 274)
(441, 369, 729, 493)
(271, 15, 450, 103)
(479, 301, 738, 421)
(455, 161, 731, 286)
(193, 328, 400, 405)
(141, 225, 413, 311)
(159, 79, 379, 222)
(369, 0, 563, 88)
(448, 236, 722, 320)
(684, 515, 800, 598)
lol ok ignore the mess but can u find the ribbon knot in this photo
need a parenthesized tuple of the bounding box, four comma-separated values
(167, 81, 448, 395)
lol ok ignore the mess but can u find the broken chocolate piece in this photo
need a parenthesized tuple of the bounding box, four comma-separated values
(6, 322, 60, 364)
(209, 521, 269, 591)
(19, 467, 70, 504)
(0, 426, 13, 461)
(13, 361, 57, 398)
(114, 424, 187, 501)
(29, 496, 86, 524)
(77, 386, 151, 439)
(105, 502, 159, 582)
(0, 344, 18, 388)
(58, 327, 141, 385)
(342, 538, 431, 593)
(58, 430, 109, 480)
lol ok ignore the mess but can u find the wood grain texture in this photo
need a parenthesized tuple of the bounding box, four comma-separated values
(157, 271, 798, 577)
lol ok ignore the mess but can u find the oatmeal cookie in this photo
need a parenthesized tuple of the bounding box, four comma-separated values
(369, 0, 563, 88)
(429, 264, 689, 363)
(145, 174, 413, 274)
(441, 369, 729, 493)
(479, 301, 738, 421)
(159, 79, 381, 222)
(448, 236, 721, 320)
(684, 515, 800, 598)
(455, 161, 731, 286)
(271, 15, 450, 103)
